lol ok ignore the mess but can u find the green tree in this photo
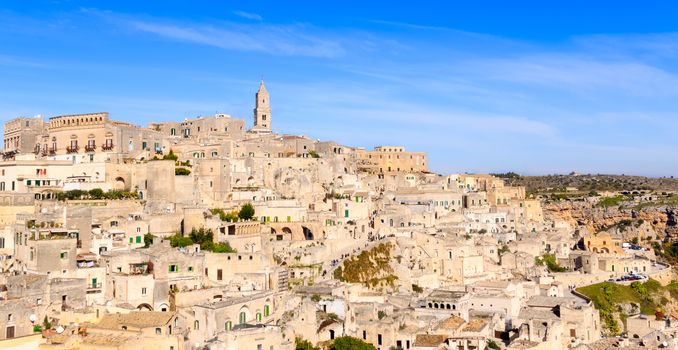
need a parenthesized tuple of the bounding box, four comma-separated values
(163, 149, 178, 161)
(238, 203, 255, 221)
(329, 336, 376, 350)
(144, 233, 155, 248)
(43, 315, 52, 330)
(295, 338, 320, 350)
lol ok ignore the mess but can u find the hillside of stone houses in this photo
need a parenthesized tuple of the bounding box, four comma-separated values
(1, 83, 678, 350)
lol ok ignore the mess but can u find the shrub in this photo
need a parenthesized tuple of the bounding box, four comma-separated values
(88, 188, 104, 199)
(487, 340, 501, 350)
(168, 233, 193, 248)
(329, 336, 376, 350)
(175, 168, 191, 176)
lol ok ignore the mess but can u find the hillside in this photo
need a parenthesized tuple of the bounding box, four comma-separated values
(494, 174, 678, 193)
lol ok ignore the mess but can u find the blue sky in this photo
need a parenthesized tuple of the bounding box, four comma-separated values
(1, 1, 678, 176)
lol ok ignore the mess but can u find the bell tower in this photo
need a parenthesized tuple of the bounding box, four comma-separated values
(252, 80, 271, 133)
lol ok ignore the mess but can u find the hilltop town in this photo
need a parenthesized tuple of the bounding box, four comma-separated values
(1, 82, 677, 350)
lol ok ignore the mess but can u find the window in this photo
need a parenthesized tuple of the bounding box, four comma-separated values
(136, 227, 141, 233)
(7, 314, 12, 321)
(187, 266, 193, 272)
(135, 236, 141, 243)
(60, 252, 67, 259)
(217, 269, 223, 281)
(169, 264, 178, 273)
(0, 238, 4, 249)
(256, 312, 262, 322)
(193, 320, 199, 330)
(142, 287, 147, 295)
(239, 311, 246, 324)
(155, 327, 161, 335)
(264, 304, 270, 316)
(129, 237, 133, 244)
(225, 321, 232, 331)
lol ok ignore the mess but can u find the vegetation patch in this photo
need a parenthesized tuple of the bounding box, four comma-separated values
(597, 195, 627, 208)
(534, 253, 568, 272)
(57, 189, 139, 201)
(577, 279, 666, 335)
(334, 243, 398, 288)
(168, 228, 236, 253)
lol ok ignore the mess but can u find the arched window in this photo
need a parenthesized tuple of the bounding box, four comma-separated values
(264, 304, 270, 317)
(225, 321, 232, 331)
(256, 312, 262, 322)
(193, 320, 199, 330)
(239, 311, 246, 324)
(170, 128, 176, 136)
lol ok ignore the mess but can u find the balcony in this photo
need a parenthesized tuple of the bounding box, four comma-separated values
(66, 145, 79, 154)
(85, 144, 96, 152)
(86, 282, 102, 294)
(101, 143, 114, 151)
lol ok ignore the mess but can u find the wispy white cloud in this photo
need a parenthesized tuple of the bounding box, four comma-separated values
(122, 17, 344, 58)
(233, 10, 263, 21)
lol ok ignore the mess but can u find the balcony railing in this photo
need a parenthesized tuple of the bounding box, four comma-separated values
(66, 146, 79, 154)
(85, 144, 96, 152)
(101, 143, 114, 151)
(87, 282, 102, 290)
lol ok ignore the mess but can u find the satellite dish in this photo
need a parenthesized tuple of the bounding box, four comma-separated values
(56, 326, 64, 334)
(29, 314, 37, 323)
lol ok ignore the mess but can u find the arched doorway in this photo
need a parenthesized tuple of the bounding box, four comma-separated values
(114, 177, 126, 190)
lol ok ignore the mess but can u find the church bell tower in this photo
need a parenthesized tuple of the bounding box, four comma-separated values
(252, 80, 272, 133)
